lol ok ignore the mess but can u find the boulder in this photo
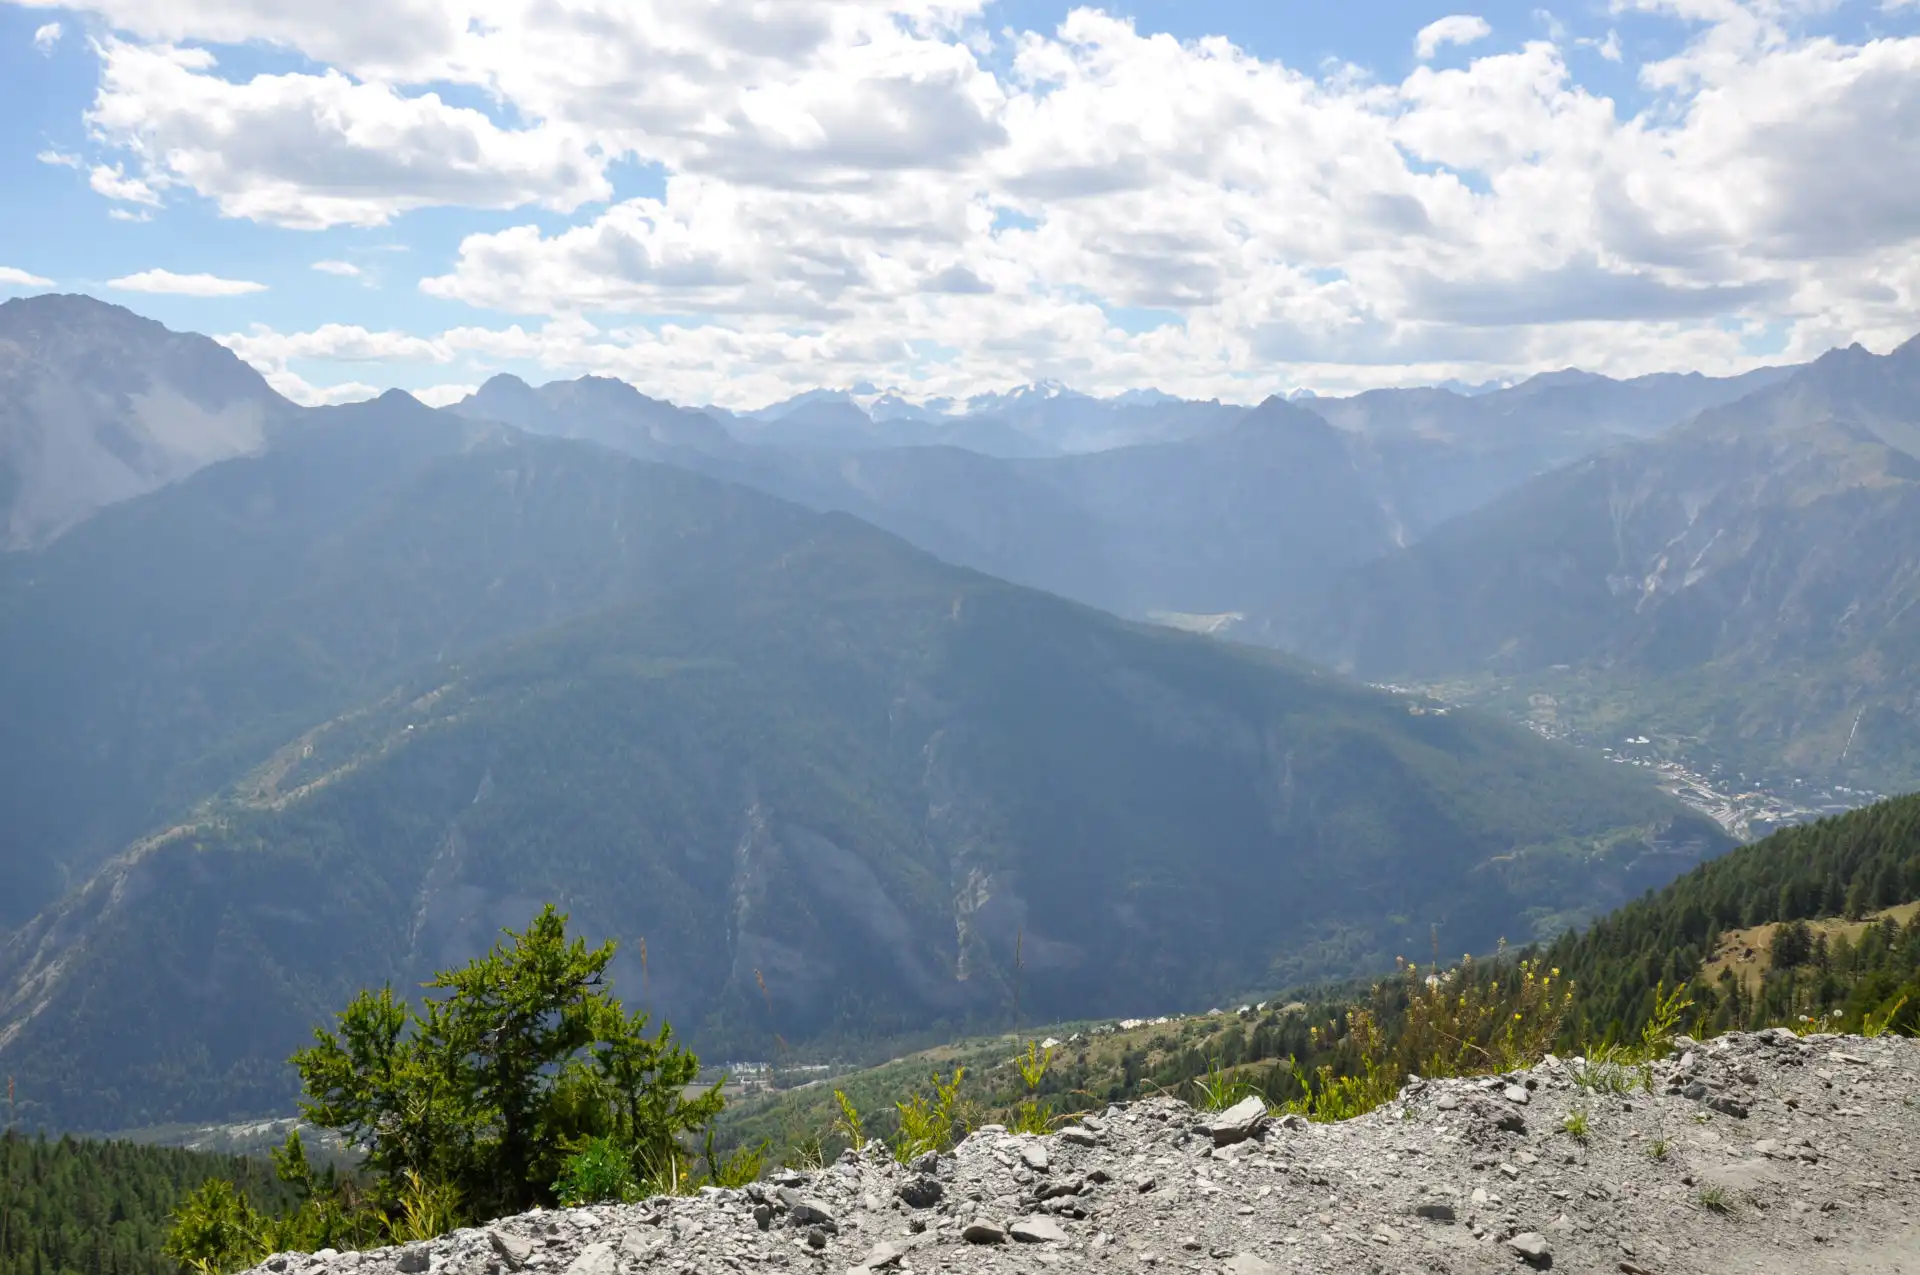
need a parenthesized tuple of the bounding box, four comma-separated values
(1207, 1096, 1269, 1146)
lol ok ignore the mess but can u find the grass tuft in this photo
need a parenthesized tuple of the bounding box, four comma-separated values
(1696, 1184, 1735, 1214)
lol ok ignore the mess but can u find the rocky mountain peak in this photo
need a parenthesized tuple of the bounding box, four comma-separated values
(0, 292, 288, 547)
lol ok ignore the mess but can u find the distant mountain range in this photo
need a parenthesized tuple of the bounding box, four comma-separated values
(701, 381, 1249, 457)
(455, 375, 1402, 623)
(0, 295, 1734, 1131)
(1303, 336, 1920, 790)
(441, 358, 1797, 631)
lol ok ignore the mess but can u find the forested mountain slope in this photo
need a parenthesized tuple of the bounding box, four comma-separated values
(0, 419, 1725, 1131)
(1552, 792, 1920, 1043)
(0, 1132, 294, 1275)
(0, 395, 816, 929)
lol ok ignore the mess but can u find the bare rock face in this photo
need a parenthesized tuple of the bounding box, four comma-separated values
(0, 294, 287, 547)
(239, 1032, 1920, 1275)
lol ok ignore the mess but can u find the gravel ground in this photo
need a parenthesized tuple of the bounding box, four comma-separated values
(250, 1030, 1920, 1275)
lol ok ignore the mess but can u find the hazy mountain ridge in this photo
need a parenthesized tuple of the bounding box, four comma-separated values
(1303, 335, 1920, 788)
(447, 372, 1394, 621)
(449, 358, 1805, 630)
(1295, 362, 1802, 541)
(1011, 398, 1400, 621)
(449, 372, 738, 459)
(0, 294, 1816, 638)
(709, 381, 1249, 456)
(0, 294, 292, 548)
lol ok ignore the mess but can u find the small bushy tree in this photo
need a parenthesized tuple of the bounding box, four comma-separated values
(171, 907, 722, 1271)
(292, 905, 722, 1220)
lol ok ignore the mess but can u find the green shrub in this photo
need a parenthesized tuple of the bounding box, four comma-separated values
(893, 1068, 967, 1162)
(1190, 1059, 1262, 1113)
(553, 1137, 637, 1207)
(170, 907, 723, 1265)
(163, 1180, 268, 1275)
(1008, 1042, 1055, 1134)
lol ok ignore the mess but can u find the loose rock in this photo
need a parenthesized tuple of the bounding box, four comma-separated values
(486, 1232, 533, 1271)
(1009, 1216, 1067, 1244)
(1508, 1231, 1551, 1267)
(560, 1243, 614, 1275)
(895, 1176, 942, 1208)
(961, 1220, 1008, 1245)
(231, 1032, 1920, 1275)
(1207, 1095, 1269, 1146)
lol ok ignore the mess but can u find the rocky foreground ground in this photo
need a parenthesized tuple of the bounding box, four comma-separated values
(253, 1031, 1920, 1275)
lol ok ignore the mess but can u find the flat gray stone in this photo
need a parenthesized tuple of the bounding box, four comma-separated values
(1508, 1232, 1550, 1266)
(855, 1240, 905, 1270)
(778, 1188, 837, 1229)
(1221, 1255, 1280, 1275)
(1207, 1095, 1269, 1146)
(1010, 1216, 1068, 1244)
(962, 1220, 1008, 1245)
(561, 1244, 615, 1275)
(487, 1233, 534, 1271)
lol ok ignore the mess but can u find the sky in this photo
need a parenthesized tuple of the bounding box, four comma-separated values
(1, 0, 1918, 409)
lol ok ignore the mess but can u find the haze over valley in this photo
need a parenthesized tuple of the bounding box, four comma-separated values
(3, 5, 1920, 1270)
(5, 288, 1920, 1131)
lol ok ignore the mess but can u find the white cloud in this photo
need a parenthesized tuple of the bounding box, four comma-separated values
(0, 267, 55, 288)
(261, 369, 383, 406)
(411, 382, 478, 407)
(32, 21, 61, 54)
(219, 323, 452, 368)
(254, 372, 470, 408)
(311, 260, 362, 277)
(8, 0, 467, 78)
(108, 208, 154, 222)
(35, 149, 81, 168)
(107, 268, 266, 296)
(1415, 14, 1494, 60)
(89, 163, 162, 206)
(31, 0, 1920, 395)
(85, 39, 610, 229)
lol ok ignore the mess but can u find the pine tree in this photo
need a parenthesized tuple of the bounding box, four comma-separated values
(289, 906, 721, 1221)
